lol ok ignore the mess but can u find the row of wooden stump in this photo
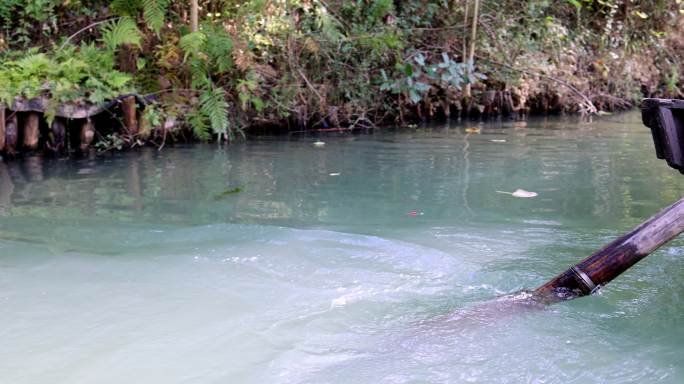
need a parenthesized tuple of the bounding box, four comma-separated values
(0, 96, 139, 157)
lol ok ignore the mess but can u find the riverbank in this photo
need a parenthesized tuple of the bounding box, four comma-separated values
(0, 1, 682, 156)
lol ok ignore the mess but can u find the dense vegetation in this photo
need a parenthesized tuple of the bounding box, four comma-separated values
(0, 0, 683, 143)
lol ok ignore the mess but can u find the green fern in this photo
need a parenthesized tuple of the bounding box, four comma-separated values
(77, 43, 116, 69)
(204, 27, 234, 73)
(200, 87, 229, 136)
(189, 59, 211, 89)
(109, 0, 168, 34)
(110, 0, 143, 16)
(0, 47, 133, 112)
(101, 17, 142, 51)
(179, 31, 207, 60)
(143, 0, 169, 35)
(187, 110, 210, 141)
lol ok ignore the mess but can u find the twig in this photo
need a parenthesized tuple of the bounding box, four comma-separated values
(158, 126, 167, 151)
(478, 55, 598, 114)
(288, 127, 356, 134)
(297, 68, 324, 103)
(316, 0, 352, 30)
(59, 17, 122, 50)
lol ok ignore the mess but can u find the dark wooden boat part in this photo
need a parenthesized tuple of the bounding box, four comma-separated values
(642, 98, 684, 173)
(535, 197, 684, 302)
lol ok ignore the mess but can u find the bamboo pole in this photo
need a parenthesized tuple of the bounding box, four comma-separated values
(535, 197, 684, 302)
(50, 118, 66, 153)
(80, 119, 94, 152)
(5, 113, 17, 154)
(462, 0, 469, 64)
(463, 0, 479, 99)
(23, 113, 40, 150)
(122, 96, 139, 135)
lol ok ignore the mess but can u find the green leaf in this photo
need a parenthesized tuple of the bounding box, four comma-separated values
(566, 0, 581, 9)
(251, 96, 264, 112)
(110, 0, 143, 16)
(403, 63, 413, 77)
(414, 82, 430, 92)
(143, 0, 169, 34)
(180, 31, 207, 61)
(408, 89, 421, 104)
(414, 53, 426, 66)
(200, 87, 229, 135)
(205, 27, 234, 72)
(101, 17, 142, 50)
(187, 110, 210, 141)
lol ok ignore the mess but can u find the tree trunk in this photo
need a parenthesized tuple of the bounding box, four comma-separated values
(191, 0, 199, 32)
(535, 197, 684, 302)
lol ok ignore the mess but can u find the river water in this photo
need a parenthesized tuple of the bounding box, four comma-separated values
(1, 112, 683, 383)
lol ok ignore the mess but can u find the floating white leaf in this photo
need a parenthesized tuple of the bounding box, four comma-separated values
(496, 189, 538, 198)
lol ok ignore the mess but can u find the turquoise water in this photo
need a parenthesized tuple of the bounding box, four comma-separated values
(1, 112, 683, 383)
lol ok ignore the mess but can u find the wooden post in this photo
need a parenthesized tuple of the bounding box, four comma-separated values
(23, 112, 40, 150)
(80, 119, 94, 152)
(0, 106, 5, 152)
(5, 113, 18, 154)
(50, 118, 66, 153)
(122, 96, 138, 135)
(535, 197, 684, 302)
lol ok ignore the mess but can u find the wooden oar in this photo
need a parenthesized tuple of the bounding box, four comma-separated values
(534, 197, 684, 302)
(434, 197, 684, 325)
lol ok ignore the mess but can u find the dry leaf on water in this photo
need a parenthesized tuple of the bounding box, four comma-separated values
(496, 189, 538, 198)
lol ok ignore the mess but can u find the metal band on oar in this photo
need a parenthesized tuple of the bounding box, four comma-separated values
(570, 266, 597, 294)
